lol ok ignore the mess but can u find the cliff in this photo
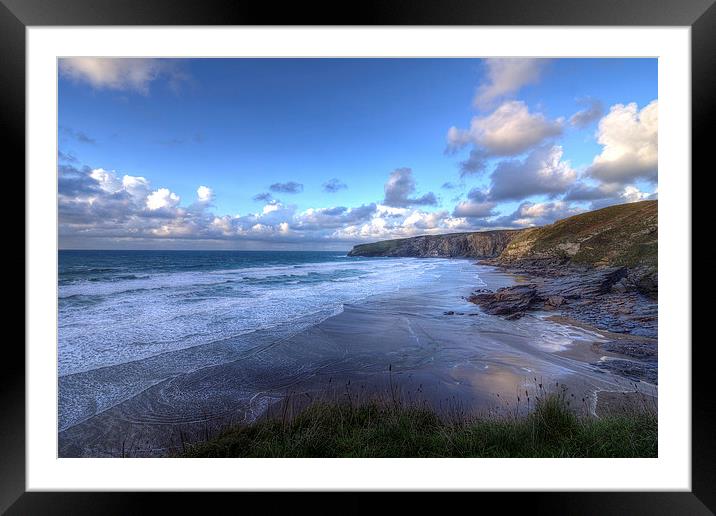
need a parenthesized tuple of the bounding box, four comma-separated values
(348, 200, 657, 271)
(347, 229, 524, 258)
(495, 200, 657, 270)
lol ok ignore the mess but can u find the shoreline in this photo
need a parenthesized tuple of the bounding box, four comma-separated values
(59, 258, 656, 457)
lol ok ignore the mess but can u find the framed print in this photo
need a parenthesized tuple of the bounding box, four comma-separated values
(4, 0, 711, 512)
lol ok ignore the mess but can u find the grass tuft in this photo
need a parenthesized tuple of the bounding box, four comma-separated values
(180, 389, 657, 458)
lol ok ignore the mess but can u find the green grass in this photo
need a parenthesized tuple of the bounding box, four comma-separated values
(502, 200, 658, 269)
(181, 391, 657, 458)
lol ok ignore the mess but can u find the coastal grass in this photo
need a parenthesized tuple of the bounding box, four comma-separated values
(181, 391, 657, 458)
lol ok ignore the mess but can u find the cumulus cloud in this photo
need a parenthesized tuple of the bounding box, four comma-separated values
(61, 156, 641, 249)
(60, 161, 505, 247)
(59, 58, 188, 94)
(322, 178, 348, 193)
(488, 145, 576, 201)
(570, 97, 604, 128)
(383, 168, 437, 207)
(146, 188, 181, 211)
(58, 165, 181, 232)
(61, 161, 588, 248)
(330, 206, 472, 241)
(587, 100, 658, 184)
(293, 204, 377, 230)
(447, 101, 563, 176)
(564, 181, 620, 202)
(458, 149, 490, 176)
(620, 185, 652, 203)
(89, 167, 123, 193)
(474, 58, 547, 108)
(452, 188, 498, 219)
(499, 201, 584, 228)
(458, 101, 563, 155)
(196, 185, 214, 203)
(121, 174, 150, 198)
(269, 181, 304, 194)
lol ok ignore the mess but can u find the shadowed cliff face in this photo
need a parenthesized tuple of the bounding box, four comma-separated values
(347, 230, 525, 258)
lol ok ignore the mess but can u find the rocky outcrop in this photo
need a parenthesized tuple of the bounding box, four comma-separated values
(347, 229, 524, 258)
(468, 285, 540, 319)
(467, 265, 657, 338)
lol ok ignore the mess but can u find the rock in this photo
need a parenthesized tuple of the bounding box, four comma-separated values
(469, 264, 658, 339)
(626, 267, 658, 298)
(468, 284, 540, 317)
(611, 280, 627, 293)
(594, 358, 658, 384)
(546, 296, 565, 307)
(598, 339, 657, 360)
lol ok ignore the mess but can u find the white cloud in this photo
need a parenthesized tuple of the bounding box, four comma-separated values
(197, 185, 214, 203)
(620, 185, 651, 203)
(89, 168, 122, 193)
(447, 101, 563, 175)
(262, 202, 281, 215)
(211, 216, 234, 236)
(587, 100, 658, 184)
(453, 201, 497, 218)
(375, 204, 409, 217)
(452, 187, 497, 218)
(294, 204, 377, 230)
(469, 101, 563, 155)
(146, 188, 181, 210)
(60, 157, 620, 248)
(474, 59, 547, 108)
(446, 126, 472, 150)
(329, 205, 482, 242)
(488, 145, 577, 201)
(403, 210, 448, 229)
(151, 221, 197, 237)
(507, 201, 584, 227)
(383, 168, 437, 207)
(59, 58, 187, 94)
(122, 175, 150, 198)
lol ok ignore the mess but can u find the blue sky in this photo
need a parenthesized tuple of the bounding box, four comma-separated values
(58, 58, 657, 250)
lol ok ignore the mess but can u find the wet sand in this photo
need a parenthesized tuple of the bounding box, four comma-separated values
(59, 261, 655, 457)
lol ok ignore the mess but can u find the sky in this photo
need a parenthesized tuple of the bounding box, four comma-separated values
(58, 58, 658, 250)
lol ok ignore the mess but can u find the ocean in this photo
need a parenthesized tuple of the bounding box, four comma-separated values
(58, 250, 445, 377)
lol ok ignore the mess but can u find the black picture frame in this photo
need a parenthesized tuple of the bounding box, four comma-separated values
(4, 0, 710, 512)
